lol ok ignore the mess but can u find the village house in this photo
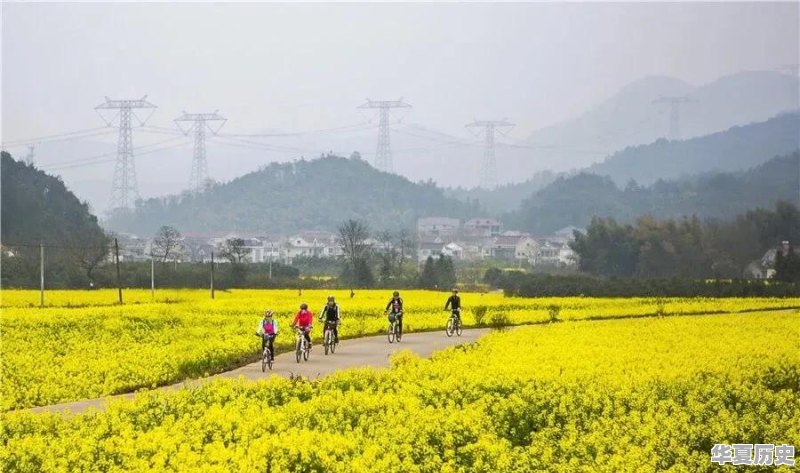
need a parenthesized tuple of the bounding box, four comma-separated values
(463, 218, 502, 237)
(417, 217, 460, 238)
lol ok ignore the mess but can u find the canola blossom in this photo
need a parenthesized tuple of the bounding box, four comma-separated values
(2, 289, 799, 411)
(2, 311, 798, 472)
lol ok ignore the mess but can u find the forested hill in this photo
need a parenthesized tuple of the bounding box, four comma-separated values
(506, 152, 800, 235)
(1, 151, 106, 248)
(107, 156, 480, 235)
(588, 111, 800, 186)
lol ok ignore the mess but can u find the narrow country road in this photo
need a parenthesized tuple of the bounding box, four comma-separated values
(26, 328, 490, 415)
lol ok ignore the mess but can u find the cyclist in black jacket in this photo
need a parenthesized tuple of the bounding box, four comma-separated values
(445, 288, 461, 321)
(384, 291, 404, 334)
(319, 295, 341, 343)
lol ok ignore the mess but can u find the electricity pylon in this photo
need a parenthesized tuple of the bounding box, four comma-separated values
(96, 96, 157, 211)
(175, 111, 227, 192)
(466, 119, 515, 189)
(652, 96, 695, 140)
(357, 98, 411, 172)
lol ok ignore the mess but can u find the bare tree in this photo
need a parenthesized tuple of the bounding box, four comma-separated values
(221, 238, 251, 263)
(338, 220, 371, 267)
(69, 231, 111, 284)
(152, 226, 184, 262)
(338, 219, 373, 286)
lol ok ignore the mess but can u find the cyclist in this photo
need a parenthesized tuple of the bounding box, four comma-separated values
(319, 295, 341, 343)
(255, 309, 279, 361)
(292, 303, 314, 350)
(445, 288, 461, 322)
(384, 291, 404, 334)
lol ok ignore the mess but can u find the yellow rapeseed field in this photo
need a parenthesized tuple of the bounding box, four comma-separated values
(2, 311, 798, 472)
(2, 289, 799, 411)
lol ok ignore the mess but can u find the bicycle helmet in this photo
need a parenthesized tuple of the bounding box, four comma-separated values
(327, 295, 335, 301)
(263, 310, 274, 318)
(300, 303, 308, 310)
(393, 291, 400, 297)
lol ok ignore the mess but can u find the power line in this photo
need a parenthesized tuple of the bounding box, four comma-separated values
(1, 127, 112, 146)
(220, 122, 372, 138)
(43, 138, 189, 172)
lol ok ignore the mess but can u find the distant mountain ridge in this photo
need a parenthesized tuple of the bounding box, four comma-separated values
(505, 152, 800, 235)
(106, 156, 480, 236)
(588, 111, 800, 185)
(513, 70, 799, 175)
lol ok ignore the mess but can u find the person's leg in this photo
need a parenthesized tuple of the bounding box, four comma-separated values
(398, 313, 403, 335)
(304, 329, 312, 346)
(334, 322, 339, 342)
(268, 336, 275, 360)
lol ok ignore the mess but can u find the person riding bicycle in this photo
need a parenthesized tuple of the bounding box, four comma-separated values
(445, 288, 461, 322)
(292, 303, 314, 350)
(384, 291, 404, 334)
(255, 310, 279, 361)
(319, 295, 341, 343)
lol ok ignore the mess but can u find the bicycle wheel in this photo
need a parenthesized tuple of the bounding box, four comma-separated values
(388, 323, 395, 343)
(303, 340, 310, 361)
(396, 323, 402, 342)
(296, 338, 302, 363)
(267, 349, 273, 370)
(446, 318, 455, 337)
(456, 319, 463, 336)
(331, 334, 337, 354)
(262, 349, 268, 372)
(324, 331, 330, 356)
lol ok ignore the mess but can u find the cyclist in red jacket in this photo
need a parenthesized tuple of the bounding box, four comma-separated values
(292, 303, 314, 349)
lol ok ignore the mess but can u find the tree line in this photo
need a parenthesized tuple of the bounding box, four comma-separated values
(570, 201, 800, 279)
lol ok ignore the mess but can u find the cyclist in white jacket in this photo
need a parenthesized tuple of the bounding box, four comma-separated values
(255, 310, 279, 361)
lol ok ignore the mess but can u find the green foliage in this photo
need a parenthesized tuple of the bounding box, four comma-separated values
(473, 305, 488, 326)
(507, 152, 800, 234)
(775, 243, 800, 282)
(489, 311, 511, 330)
(571, 202, 800, 279)
(418, 255, 456, 289)
(547, 304, 561, 323)
(107, 156, 479, 235)
(0, 152, 109, 288)
(589, 111, 800, 186)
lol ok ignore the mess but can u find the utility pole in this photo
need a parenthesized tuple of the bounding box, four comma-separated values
(39, 242, 44, 307)
(210, 251, 215, 299)
(465, 120, 515, 189)
(357, 98, 412, 173)
(269, 242, 274, 280)
(114, 238, 123, 304)
(150, 253, 155, 300)
(652, 96, 695, 140)
(96, 96, 157, 211)
(174, 111, 227, 192)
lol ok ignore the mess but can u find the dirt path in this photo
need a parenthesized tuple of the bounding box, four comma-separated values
(26, 328, 490, 415)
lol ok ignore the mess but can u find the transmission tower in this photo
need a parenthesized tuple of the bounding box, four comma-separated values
(357, 98, 411, 172)
(652, 96, 695, 140)
(95, 96, 157, 211)
(175, 111, 227, 192)
(23, 145, 35, 165)
(466, 120, 515, 189)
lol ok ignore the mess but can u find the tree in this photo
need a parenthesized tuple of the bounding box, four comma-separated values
(419, 256, 437, 289)
(435, 254, 457, 289)
(775, 242, 800, 282)
(338, 219, 373, 287)
(69, 231, 110, 284)
(152, 226, 184, 262)
(220, 238, 250, 264)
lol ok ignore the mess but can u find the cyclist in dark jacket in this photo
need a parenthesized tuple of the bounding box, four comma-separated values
(385, 291, 404, 334)
(445, 288, 461, 321)
(319, 295, 341, 343)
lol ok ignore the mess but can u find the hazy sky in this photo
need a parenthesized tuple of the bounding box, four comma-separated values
(1, 2, 798, 210)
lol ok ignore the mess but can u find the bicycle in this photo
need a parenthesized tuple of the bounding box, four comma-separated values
(386, 311, 403, 343)
(260, 333, 275, 371)
(445, 309, 463, 337)
(294, 326, 311, 363)
(323, 320, 338, 355)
